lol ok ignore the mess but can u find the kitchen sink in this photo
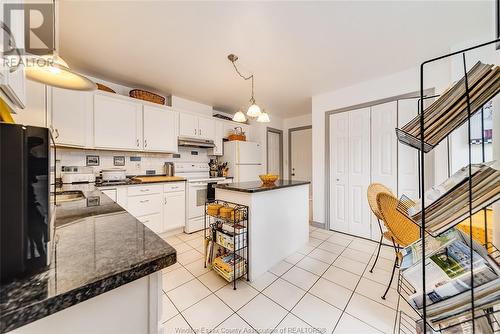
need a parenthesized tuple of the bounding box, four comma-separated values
(51, 190, 85, 203)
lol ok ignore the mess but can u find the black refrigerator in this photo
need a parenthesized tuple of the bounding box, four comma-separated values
(0, 123, 55, 283)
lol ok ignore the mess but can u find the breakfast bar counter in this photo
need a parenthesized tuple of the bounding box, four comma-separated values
(214, 180, 310, 280)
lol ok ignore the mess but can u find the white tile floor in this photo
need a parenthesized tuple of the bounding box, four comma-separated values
(159, 226, 414, 334)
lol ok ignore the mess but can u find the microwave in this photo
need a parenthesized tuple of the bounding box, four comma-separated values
(0, 123, 56, 283)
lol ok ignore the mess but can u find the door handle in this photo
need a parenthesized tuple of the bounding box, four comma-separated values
(199, 129, 202, 136)
(291, 173, 295, 176)
(144, 139, 147, 147)
(195, 129, 197, 135)
(136, 139, 139, 147)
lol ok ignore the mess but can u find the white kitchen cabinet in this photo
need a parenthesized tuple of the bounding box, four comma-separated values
(12, 80, 46, 127)
(51, 87, 92, 147)
(178, 112, 215, 140)
(94, 94, 143, 150)
(138, 213, 163, 234)
(179, 113, 198, 137)
(210, 121, 224, 156)
(198, 117, 215, 140)
(163, 190, 185, 232)
(143, 105, 178, 153)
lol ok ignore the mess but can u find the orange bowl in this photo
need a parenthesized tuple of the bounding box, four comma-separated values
(259, 174, 278, 185)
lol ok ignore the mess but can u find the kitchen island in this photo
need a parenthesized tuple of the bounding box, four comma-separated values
(0, 186, 176, 334)
(214, 180, 310, 280)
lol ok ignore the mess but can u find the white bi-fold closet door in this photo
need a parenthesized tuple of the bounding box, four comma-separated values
(329, 100, 419, 241)
(329, 107, 371, 238)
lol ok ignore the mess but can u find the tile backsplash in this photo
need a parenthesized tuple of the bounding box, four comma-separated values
(56, 147, 211, 178)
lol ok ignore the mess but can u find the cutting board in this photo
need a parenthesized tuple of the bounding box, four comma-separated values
(132, 176, 185, 183)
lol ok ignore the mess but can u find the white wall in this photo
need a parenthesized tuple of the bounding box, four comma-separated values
(247, 115, 285, 174)
(283, 114, 312, 179)
(311, 63, 451, 226)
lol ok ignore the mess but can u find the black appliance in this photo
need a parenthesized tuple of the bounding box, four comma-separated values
(0, 123, 56, 283)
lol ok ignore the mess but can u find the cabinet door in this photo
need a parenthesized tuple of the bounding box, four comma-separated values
(210, 121, 224, 155)
(143, 105, 178, 153)
(198, 117, 215, 140)
(179, 113, 197, 137)
(94, 94, 142, 150)
(163, 191, 185, 231)
(51, 87, 90, 147)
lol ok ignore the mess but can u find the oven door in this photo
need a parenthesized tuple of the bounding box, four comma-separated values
(188, 182, 208, 219)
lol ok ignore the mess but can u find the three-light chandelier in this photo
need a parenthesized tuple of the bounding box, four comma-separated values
(228, 54, 270, 123)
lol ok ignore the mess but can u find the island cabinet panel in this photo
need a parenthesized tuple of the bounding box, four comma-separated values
(143, 105, 178, 153)
(10, 274, 160, 334)
(94, 94, 143, 151)
(51, 87, 92, 147)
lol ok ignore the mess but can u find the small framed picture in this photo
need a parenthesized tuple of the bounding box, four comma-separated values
(113, 156, 125, 166)
(86, 155, 100, 166)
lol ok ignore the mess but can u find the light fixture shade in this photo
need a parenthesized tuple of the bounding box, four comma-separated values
(232, 110, 247, 123)
(247, 103, 262, 117)
(257, 110, 270, 123)
(25, 54, 97, 91)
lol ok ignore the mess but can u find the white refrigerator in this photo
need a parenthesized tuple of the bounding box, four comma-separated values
(223, 141, 263, 182)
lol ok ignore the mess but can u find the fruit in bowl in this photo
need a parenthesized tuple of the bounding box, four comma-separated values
(259, 174, 278, 185)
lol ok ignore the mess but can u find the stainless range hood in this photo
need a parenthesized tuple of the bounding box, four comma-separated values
(178, 136, 216, 148)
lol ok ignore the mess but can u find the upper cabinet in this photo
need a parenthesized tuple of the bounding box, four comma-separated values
(51, 87, 92, 147)
(179, 113, 215, 140)
(94, 94, 143, 150)
(179, 113, 198, 137)
(198, 117, 215, 140)
(210, 121, 224, 156)
(143, 105, 178, 153)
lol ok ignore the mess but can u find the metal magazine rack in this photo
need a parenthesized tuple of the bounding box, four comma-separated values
(395, 39, 500, 334)
(204, 199, 249, 290)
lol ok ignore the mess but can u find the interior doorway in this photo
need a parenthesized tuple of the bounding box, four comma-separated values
(266, 127, 283, 177)
(289, 126, 313, 220)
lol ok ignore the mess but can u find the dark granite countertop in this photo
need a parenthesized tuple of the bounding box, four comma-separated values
(0, 184, 176, 333)
(214, 179, 310, 193)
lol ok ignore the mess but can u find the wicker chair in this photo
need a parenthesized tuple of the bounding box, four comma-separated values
(376, 192, 421, 299)
(366, 183, 395, 274)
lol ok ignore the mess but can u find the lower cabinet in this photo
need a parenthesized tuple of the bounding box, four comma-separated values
(163, 191, 186, 232)
(100, 182, 186, 234)
(137, 213, 163, 234)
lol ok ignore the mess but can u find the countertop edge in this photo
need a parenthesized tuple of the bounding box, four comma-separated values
(214, 180, 310, 193)
(0, 252, 175, 333)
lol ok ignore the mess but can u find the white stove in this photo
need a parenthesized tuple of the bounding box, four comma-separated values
(174, 162, 231, 233)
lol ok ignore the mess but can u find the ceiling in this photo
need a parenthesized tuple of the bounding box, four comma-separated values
(59, 1, 494, 118)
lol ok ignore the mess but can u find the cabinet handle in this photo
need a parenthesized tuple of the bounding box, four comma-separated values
(164, 197, 167, 204)
(140, 189, 150, 192)
(140, 199, 149, 203)
(199, 129, 201, 136)
(144, 139, 147, 147)
(54, 129, 60, 139)
(195, 129, 197, 135)
(136, 139, 139, 147)
(171, 186, 178, 189)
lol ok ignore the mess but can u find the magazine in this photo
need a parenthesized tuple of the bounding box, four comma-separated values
(401, 229, 499, 325)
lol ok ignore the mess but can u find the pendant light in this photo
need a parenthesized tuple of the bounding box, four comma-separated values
(228, 54, 268, 121)
(25, 0, 96, 91)
(256, 109, 270, 123)
(232, 110, 247, 123)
